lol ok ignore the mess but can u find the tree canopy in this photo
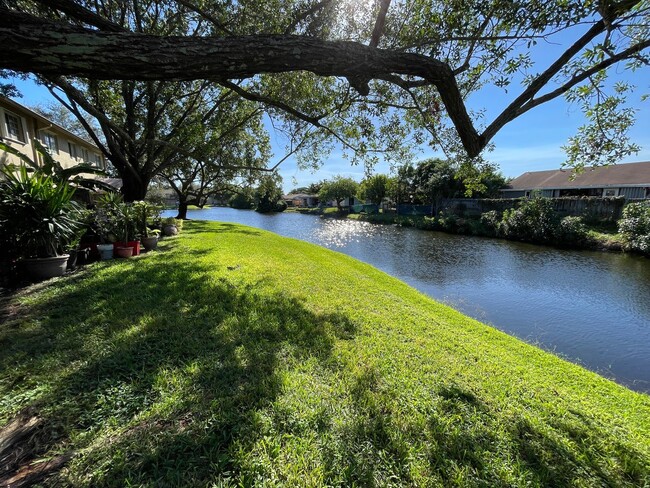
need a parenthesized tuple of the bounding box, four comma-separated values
(1, 0, 648, 171)
(319, 176, 359, 210)
(358, 174, 390, 206)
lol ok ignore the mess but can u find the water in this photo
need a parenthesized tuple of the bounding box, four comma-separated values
(165, 208, 650, 393)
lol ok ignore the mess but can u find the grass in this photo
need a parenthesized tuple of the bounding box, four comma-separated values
(1, 220, 649, 486)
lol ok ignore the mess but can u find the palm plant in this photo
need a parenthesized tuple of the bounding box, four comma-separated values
(0, 166, 86, 258)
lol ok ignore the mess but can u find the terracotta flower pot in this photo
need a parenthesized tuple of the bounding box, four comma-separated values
(113, 241, 141, 257)
(115, 246, 133, 258)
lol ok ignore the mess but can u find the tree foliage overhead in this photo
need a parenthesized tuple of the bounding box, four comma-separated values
(1, 0, 648, 170)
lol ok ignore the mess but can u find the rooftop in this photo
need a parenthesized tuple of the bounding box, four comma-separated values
(506, 161, 650, 190)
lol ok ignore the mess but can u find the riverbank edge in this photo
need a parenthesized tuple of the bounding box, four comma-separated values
(286, 207, 627, 253)
(1, 220, 648, 485)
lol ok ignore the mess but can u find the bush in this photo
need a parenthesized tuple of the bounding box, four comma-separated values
(479, 210, 501, 237)
(556, 216, 588, 245)
(438, 212, 459, 232)
(500, 198, 558, 244)
(618, 201, 650, 254)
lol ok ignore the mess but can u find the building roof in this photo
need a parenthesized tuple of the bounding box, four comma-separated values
(1, 96, 100, 151)
(505, 161, 650, 191)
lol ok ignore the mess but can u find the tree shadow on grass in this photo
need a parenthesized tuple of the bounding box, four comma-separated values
(0, 254, 355, 485)
(423, 384, 649, 487)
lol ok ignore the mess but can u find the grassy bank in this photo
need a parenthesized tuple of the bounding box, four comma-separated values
(1, 221, 648, 486)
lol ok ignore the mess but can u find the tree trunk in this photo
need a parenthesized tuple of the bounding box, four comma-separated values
(120, 175, 149, 202)
(176, 199, 189, 220)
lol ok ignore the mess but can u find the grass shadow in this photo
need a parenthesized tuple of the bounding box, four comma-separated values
(0, 252, 355, 485)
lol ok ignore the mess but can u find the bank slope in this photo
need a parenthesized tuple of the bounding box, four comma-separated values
(1, 220, 648, 487)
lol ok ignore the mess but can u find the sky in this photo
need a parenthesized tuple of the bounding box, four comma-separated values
(7, 59, 649, 193)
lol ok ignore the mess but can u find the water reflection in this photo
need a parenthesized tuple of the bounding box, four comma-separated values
(168, 208, 650, 392)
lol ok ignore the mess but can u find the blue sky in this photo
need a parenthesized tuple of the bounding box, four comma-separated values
(8, 71, 649, 193)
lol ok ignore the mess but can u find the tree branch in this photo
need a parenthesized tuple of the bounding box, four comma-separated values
(370, 0, 391, 48)
(0, 8, 482, 156)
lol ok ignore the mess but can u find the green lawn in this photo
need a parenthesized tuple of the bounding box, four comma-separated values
(1, 221, 648, 486)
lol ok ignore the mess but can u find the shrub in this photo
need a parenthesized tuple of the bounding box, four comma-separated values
(479, 210, 501, 237)
(437, 211, 459, 232)
(500, 197, 558, 244)
(618, 201, 650, 254)
(556, 216, 588, 246)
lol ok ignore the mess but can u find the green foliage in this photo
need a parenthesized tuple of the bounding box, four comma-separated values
(357, 174, 389, 206)
(413, 158, 463, 204)
(131, 200, 162, 238)
(618, 202, 650, 254)
(1, 221, 648, 486)
(556, 216, 589, 245)
(162, 217, 184, 232)
(254, 174, 285, 213)
(94, 193, 145, 243)
(479, 210, 502, 237)
(229, 188, 255, 209)
(0, 166, 86, 258)
(501, 198, 559, 244)
(500, 198, 589, 246)
(319, 176, 359, 210)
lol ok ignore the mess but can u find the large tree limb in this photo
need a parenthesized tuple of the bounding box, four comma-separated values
(0, 8, 482, 157)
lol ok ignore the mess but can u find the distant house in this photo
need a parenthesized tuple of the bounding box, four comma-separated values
(283, 193, 320, 207)
(0, 97, 106, 173)
(502, 161, 650, 200)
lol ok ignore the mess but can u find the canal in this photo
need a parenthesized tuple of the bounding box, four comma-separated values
(166, 207, 650, 393)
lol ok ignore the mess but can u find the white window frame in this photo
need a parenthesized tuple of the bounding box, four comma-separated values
(41, 131, 59, 154)
(603, 188, 618, 197)
(2, 109, 28, 144)
(81, 147, 90, 163)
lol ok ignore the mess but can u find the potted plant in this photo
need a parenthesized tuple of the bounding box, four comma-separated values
(94, 192, 120, 260)
(0, 166, 86, 280)
(112, 202, 138, 258)
(133, 200, 161, 251)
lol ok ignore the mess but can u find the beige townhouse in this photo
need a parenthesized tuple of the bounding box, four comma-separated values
(0, 97, 106, 172)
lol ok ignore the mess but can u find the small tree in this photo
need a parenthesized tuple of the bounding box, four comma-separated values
(255, 174, 285, 213)
(413, 158, 463, 209)
(358, 174, 389, 206)
(319, 176, 359, 211)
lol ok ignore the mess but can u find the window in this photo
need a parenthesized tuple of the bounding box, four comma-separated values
(41, 132, 59, 154)
(92, 153, 103, 168)
(4, 111, 25, 143)
(603, 189, 618, 197)
(67, 141, 79, 160)
(81, 148, 90, 163)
